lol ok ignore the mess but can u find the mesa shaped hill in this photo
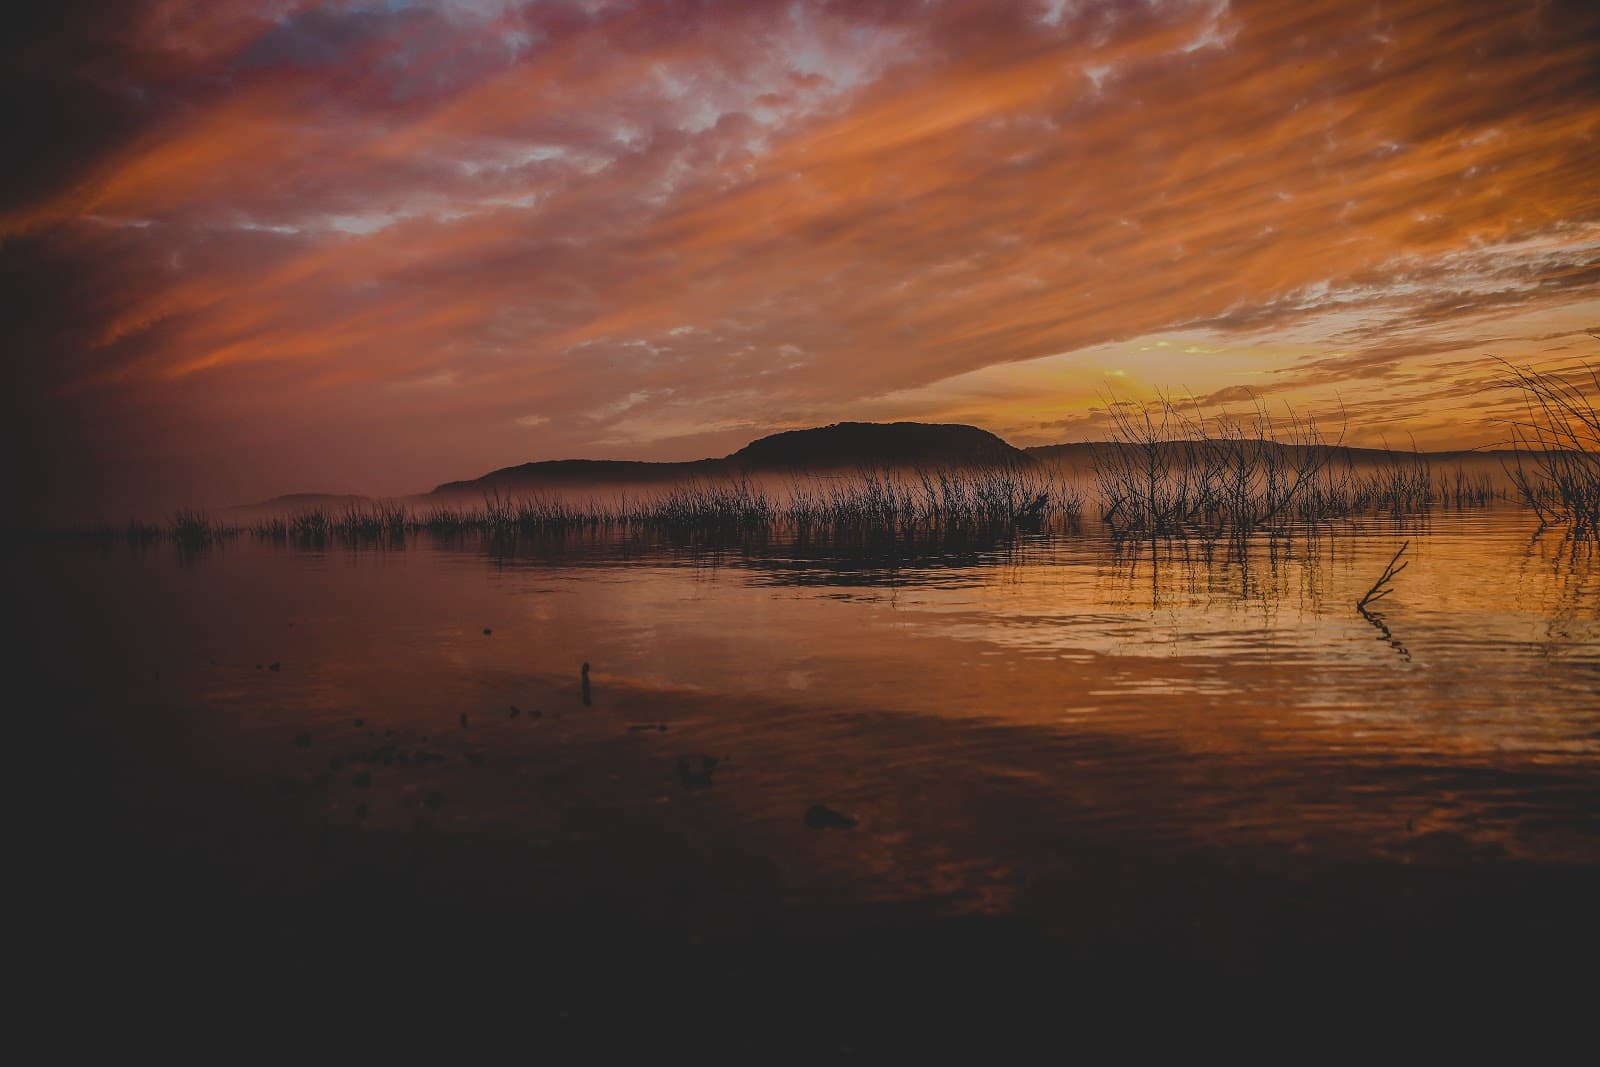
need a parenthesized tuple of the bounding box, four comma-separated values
(728, 421, 1027, 470)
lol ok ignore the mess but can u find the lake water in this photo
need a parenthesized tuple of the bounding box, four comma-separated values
(22, 504, 1600, 1029)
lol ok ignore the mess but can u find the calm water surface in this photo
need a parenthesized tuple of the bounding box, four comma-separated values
(35, 505, 1596, 838)
(24, 504, 1600, 994)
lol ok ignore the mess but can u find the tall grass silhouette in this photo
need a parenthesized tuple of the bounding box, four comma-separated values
(1500, 356, 1600, 537)
(1089, 393, 1495, 539)
(416, 468, 1078, 539)
(55, 398, 1529, 552)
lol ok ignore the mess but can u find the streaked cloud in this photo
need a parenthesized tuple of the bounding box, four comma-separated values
(3, 0, 1597, 514)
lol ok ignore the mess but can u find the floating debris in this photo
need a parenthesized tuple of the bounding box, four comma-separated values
(508, 704, 521, 718)
(483, 628, 492, 636)
(268, 662, 281, 672)
(629, 723, 668, 733)
(458, 712, 469, 729)
(581, 662, 592, 707)
(677, 755, 719, 789)
(803, 804, 858, 830)
(353, 718, 364, 728)
(1402, 829, 1506, 865)
(293, 731, 312, 749)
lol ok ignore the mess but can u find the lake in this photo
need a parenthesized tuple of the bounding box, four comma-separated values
(22, 504, 1600, 1039)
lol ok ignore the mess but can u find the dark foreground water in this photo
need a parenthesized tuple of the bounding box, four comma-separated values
(20, 507, 1600, 1045)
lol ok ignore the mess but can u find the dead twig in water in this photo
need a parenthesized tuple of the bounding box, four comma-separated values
(1356, 541, 1411, 661)
(1357, 541, 1409, 614)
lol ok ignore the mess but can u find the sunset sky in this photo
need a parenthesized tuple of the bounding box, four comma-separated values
(4, 0, 1598, 515)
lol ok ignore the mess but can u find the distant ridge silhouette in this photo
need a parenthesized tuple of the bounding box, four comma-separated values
(233, 422, 1526, 508)
(430, 421, 1029, 495)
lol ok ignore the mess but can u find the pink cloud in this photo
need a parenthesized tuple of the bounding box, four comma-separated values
(3, 0, 1597, 517)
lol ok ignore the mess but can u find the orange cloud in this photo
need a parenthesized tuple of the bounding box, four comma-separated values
(3, 0, 1597, 516)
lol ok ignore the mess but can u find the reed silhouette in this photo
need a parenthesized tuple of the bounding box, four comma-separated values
(1088, 394, 1499, 541)
(1499, 353, 1600, 538)
(37, 413, 1533, 557)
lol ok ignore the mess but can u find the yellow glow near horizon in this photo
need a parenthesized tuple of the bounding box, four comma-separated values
(6, 0, 1598, 513)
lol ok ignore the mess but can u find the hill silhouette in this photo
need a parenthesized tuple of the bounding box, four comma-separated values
(1024, 440, 1519, 473)
(236, 492, 372, 511)
(730, 421, 1024, 469)
(428, 422, 1523, 498)
(431, 421, 1029, 495)
(232, 422, 1526, 506)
